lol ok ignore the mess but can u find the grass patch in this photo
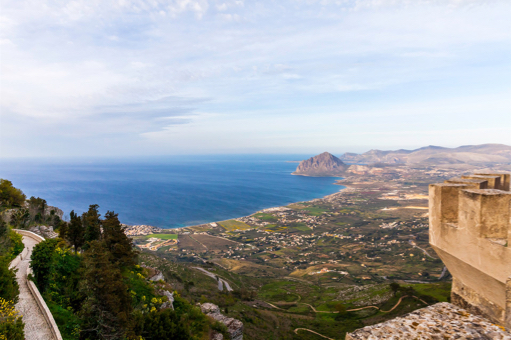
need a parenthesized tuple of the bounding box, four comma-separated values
(219, 220, 252, 231)
(253, 213, 278, 222)
(406, 282, 451, 302)
(142, 233, 178, 240)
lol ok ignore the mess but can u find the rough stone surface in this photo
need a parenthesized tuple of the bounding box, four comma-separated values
(159, 290, 174, 310)
(200, 303, 243, 340)
(14, 236, 57, 340)
(211, 331, 224, 340)
(293, 152, 348, 176)
(346, 302, 511, 340)
(29, 225, 58, 239)
(149, 270, 164, 282)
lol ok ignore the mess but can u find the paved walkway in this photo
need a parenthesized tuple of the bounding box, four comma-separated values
(14, 236, 56, 340)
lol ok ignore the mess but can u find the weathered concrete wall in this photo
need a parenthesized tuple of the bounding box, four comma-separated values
(429, 173, 511, 328)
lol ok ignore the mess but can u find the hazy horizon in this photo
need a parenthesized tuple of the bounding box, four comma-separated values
(1, 0, 510, 158)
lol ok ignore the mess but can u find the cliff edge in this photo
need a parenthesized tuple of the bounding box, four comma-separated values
(292, 152, 348, 177)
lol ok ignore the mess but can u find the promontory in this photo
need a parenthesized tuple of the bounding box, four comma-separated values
(292, 152, 348, 176)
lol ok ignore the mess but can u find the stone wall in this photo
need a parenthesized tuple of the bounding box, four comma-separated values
(200, 303, 243, 340)
(429, 172, 511, 327)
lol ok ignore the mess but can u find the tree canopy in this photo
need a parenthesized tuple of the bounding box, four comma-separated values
(0, 179, 25, 208)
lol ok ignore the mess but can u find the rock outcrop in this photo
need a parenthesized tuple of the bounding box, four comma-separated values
(200, 303, 243, 340)
(292, 152, 348, 177)
(158, 290, 174, 310)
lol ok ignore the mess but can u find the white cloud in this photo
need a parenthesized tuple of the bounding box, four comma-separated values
(0, 0, 510, 157)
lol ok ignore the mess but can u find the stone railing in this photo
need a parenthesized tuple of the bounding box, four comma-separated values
(14, 229, 45, 242)
(12, 229, 63, 340)
(26, 267, 63, 340)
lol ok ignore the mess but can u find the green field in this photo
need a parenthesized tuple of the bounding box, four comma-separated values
(219, 219, 252, 231)
(302, 206, 329, 216)
(142, 234, 178, 240)
(253, 213, 278, 222)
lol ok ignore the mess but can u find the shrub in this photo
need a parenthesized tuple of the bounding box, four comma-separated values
(0, 297, 24, 340)
(0, 257, 19, 304)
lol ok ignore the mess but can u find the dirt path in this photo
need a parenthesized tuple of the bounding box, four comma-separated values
(294, 328, 335, 340)
(188, 235, 208, 250)
(14, 236, 56, 340)
(273, 295, 425, 314)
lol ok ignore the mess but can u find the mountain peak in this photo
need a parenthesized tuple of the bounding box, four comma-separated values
(292, 152, 347, 177)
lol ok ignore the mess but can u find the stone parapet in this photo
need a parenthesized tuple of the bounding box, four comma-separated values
(26, 267, 63, 340)
(346, 302, 511, 340)
(429, 173, 511, 328)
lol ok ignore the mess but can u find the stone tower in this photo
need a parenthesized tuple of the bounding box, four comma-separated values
(429, 172, 511, 327)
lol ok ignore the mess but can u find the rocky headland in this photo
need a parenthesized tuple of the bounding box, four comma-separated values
(292, 152, 348, 177)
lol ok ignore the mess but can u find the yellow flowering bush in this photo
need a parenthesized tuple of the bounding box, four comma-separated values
(0, 297, 24, 340)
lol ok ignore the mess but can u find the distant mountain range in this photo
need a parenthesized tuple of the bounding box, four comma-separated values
(293, 144, 511, 176)
(340, 144, 511, 165)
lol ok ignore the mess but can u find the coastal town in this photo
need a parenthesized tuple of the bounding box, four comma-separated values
(125, 163, 489, 284)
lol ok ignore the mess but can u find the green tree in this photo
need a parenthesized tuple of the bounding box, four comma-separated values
(9, 209, 30, 229)
(30, 238, 59, 293)
(47, 245, 84, 313)
(390, 282, 400, 296)
(58, 221, 69, 240)
(67, 211, 84, 253)
(28, 197, 46, 221)
(80, 241, 132, 340)
(82, 205, 101, 247)
(0, 256, 19, 303)
(102, 211, 136, 269)
(0, 180, 26, 208)
(0, 220, 7, 238)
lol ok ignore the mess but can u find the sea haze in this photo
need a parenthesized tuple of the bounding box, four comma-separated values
(0, 155, 345, 228)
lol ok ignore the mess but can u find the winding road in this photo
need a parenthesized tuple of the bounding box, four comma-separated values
(13, 236, 56, 340)
(193, 267, 233, 291)
(267, 295, 428, 314)
(408, 240, 436, 259)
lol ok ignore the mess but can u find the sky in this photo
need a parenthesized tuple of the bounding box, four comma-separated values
(1, 0, 510, 158)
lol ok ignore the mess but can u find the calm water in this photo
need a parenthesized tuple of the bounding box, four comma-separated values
(0, 155, 344, 228)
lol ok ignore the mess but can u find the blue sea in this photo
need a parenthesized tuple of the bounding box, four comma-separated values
(0, 155, 344, 228)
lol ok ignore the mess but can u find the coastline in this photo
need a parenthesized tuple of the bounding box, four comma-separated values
(149, 178, 352, 234)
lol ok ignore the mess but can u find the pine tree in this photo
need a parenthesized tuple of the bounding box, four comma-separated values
(80, 241, 132, 340)
(67, 211, 84, 253)
(82, 204, 101, 248)
(102, 211, 136, 269)
(58, 221, 69, 240)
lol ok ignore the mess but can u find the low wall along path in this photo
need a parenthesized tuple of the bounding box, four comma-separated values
(10, 230, 62, 340)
